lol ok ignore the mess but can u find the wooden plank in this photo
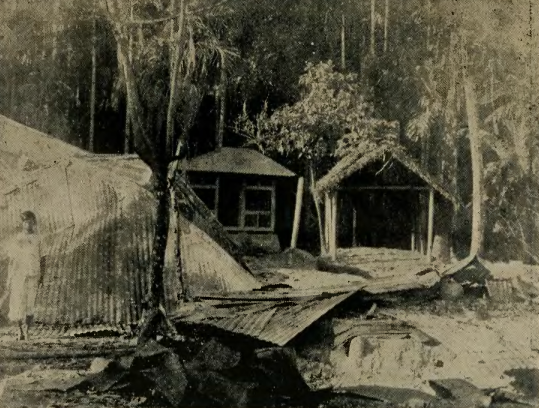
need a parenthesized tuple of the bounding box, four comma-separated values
(427, 188, 434, 261)
(290, 177, 304, 248)
(339, 185, 430, 192)
(329, 192, 338, 261)
(324, 192, 331, 254)
(214, 175, 220, 217)
(239, 179, 246, 228)
(271, 180, 276, 230)
(352, 206, 357, 247)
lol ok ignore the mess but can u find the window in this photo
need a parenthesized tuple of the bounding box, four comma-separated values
(189, 173, 219, 216)
(240, 182, 275, 231)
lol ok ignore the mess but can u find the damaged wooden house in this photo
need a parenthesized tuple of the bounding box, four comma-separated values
(184, 147, 297, 253)
(315, 143, 459, 278)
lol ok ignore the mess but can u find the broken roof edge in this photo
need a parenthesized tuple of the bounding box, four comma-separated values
(440, 254, 492, 283)
(0, 114, 90, 158)
(315, 144, 458, 205)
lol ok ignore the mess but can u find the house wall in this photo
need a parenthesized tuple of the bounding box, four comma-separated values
(188, 172, 295, 250)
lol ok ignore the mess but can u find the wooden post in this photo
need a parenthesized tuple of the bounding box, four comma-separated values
(271, 180, 277, 230)
(324, 192, 331, 254)
(427, 188, 434, 261)
(239, 180, 246, 228)
(410, 189, 416, 251)
(290, 177, 304, 249)
(214, 176, 220, 218)
(329, 192, 338, 261)
(352, 206, 357, 247)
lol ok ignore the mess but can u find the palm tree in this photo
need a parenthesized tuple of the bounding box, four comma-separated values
(104, 0, 236, 330)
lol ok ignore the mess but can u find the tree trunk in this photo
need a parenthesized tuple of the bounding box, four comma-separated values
(150, 167, 171, 306)
(216, 55, 226, 148)
(51, 0, 60, 61)
(309, 164, 326, 255)
(166, 0, 187, 156)
(340, 13, 346, 70)
(463, 74, 484, 257)
(124, 0, 134, 154)
(383, 0, 389, 53)
(89, 13, 97, 152)
(370, 0, 376, 56)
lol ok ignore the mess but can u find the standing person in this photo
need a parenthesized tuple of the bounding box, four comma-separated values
(0, 211, 42, 340)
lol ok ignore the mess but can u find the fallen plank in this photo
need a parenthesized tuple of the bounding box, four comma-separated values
(334, 385, 436, 405)
(333, 318, 441, 349)
(429, 379, 492, 407)
(316, 257, 373, 279)
(0, 347, 134, 360)
(334, 319, 416, 347)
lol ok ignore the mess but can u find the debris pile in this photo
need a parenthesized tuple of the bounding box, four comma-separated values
(70, 337, 312, 408)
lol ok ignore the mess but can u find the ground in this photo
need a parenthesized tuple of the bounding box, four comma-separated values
(0, 253, 537, 408)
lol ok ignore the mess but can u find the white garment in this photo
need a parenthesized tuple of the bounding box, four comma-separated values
(5, 233, 41, 321)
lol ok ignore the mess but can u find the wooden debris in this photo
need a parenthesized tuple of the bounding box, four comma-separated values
(429, 379, 492, 408)
(334, 385, 436, 405)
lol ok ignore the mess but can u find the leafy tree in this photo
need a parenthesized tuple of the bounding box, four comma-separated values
(235, 61, 397, 253)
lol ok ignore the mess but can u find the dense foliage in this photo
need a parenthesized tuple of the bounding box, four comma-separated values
(0, 0, 537, 262)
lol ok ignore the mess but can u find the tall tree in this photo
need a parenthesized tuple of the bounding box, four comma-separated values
(89, 4, 97, 152)
(463, 69, 484, 256)
(103, 0, 232, 322)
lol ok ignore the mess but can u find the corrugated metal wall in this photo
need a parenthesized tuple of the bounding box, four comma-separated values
(1, 156, 260, 326)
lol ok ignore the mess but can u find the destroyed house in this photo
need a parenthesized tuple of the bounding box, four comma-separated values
(315, 144, 457, 262)
(184, 147, 296, 251)
(0, 115, 260, 329)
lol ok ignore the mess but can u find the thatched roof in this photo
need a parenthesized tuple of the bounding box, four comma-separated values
(315, 144, 457, 203)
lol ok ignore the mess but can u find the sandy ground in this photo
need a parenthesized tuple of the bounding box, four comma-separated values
(0, 254, 537, 407)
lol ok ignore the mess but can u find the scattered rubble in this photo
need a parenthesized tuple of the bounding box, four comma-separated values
(65, 337, 313, 407)
(429, 379, 492, 407)
(1, 249, 537, 407)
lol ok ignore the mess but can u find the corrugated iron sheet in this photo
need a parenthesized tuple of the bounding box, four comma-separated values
(0, 114, 87, 163)
(1, 121, 261, 326)
(178, 291, 356, 346)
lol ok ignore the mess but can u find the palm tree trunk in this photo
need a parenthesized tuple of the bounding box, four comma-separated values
(463, 74, 484, 257)
(370, 0, 376, 56)
(216, 55, 226, 148)
(89, 12, 97, 152)
(383, 0, 389, 53)
(166, 0, 187, 156)
(341, 13, 346, 69)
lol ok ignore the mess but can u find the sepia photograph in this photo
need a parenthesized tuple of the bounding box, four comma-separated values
(0, 0, 538, 407)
